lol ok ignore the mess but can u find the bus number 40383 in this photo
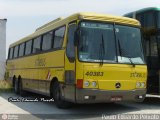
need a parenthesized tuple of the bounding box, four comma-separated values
(85, 71, 104, 76)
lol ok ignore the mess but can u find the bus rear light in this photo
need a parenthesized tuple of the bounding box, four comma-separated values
(76, 79, 83, 88)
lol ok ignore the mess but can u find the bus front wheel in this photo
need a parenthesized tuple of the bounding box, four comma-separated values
(52, 81, 71, 109)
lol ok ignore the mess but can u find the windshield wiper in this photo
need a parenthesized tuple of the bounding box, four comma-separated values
(128, 57, 135, 67)
(117, 39, 135, 67)
(99, 34, 105, 66)
(117, 39, 122, 60)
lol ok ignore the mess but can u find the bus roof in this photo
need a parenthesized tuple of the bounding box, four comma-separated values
(10, 12, 140, 48)
(124, 7, 160, 16)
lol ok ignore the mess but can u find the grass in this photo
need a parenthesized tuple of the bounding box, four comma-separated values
(0, 80, 13, 92)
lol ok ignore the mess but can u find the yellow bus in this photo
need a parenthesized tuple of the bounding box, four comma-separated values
(6, 13, 147, 108)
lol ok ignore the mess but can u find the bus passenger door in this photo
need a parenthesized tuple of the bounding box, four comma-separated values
(64, 23, 77, 102)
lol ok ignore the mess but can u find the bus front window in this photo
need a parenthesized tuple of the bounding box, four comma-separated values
(78, 22, 117, 63)
(78, 21, 145, 64)
(115, 25, 145, 64)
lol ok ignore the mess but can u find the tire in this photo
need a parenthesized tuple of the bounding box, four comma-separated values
(52, 81, 71, 109)
(14, 78, 19, 94)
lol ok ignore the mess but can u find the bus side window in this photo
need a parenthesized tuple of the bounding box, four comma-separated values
(9, 48, 14, 59)
(144, 12, 155, 28)
(33, 36, 41, 53)
(19, 43, 25, 57)
(66, 23, 77, 62)
(42, 32, 53, 51)
(150, 36, 158, 56)
(25, 40, 32, 55)
(13, 45, 19, 58)
(53, 26, 65, 49)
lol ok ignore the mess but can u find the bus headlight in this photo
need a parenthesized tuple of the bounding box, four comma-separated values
(136, 82, 141, 88)
(92, 81, 97, 87)
(141, 82, 145, 88)
(84, 81, 90, 87)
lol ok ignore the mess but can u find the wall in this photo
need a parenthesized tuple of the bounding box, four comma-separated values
(0, 19, 7, 80)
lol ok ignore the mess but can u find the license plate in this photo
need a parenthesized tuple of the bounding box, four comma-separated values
(110, 96, 122, 102)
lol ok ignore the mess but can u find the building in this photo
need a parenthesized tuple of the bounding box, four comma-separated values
(0, 19, 7, 80)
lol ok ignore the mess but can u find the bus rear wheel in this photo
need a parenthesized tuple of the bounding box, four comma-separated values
(52, 81, 71, 109)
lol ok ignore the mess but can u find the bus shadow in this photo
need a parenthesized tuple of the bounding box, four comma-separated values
(0, 91, 146, 119)
(143, 97, 160, 105)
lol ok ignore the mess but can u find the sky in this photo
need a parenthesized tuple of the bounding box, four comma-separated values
(0, 0, 160, 55)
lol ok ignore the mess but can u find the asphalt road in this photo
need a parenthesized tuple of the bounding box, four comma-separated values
(0, 91, 160, 120)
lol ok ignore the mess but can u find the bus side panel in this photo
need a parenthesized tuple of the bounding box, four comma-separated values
(36, 49, 65, 94)
(7, 49, 65, 95)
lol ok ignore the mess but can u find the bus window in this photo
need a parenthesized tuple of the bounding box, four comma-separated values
(79, 22, 117, 63)
(42, 31, 53, 51)
(144, 12, 155, 28)
(115, 25, 144, 64)
(150, 36, 158, 56)
(33, 36, 41, 53)
(25, 40, 32, 55)
(54, 26, 65, 49)
(9, 48, 14, 59)
(19, 43, 25, 57)
(13, 46, 19, 58)
(66, 24, 77, 61)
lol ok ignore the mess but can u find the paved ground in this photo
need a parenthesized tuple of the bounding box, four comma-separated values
(0, 91, 160, 120)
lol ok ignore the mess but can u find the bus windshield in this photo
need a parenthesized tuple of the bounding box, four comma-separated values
(78, 21, 145, 64)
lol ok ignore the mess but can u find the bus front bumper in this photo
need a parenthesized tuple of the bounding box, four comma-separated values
(76, 88, 146, 103)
